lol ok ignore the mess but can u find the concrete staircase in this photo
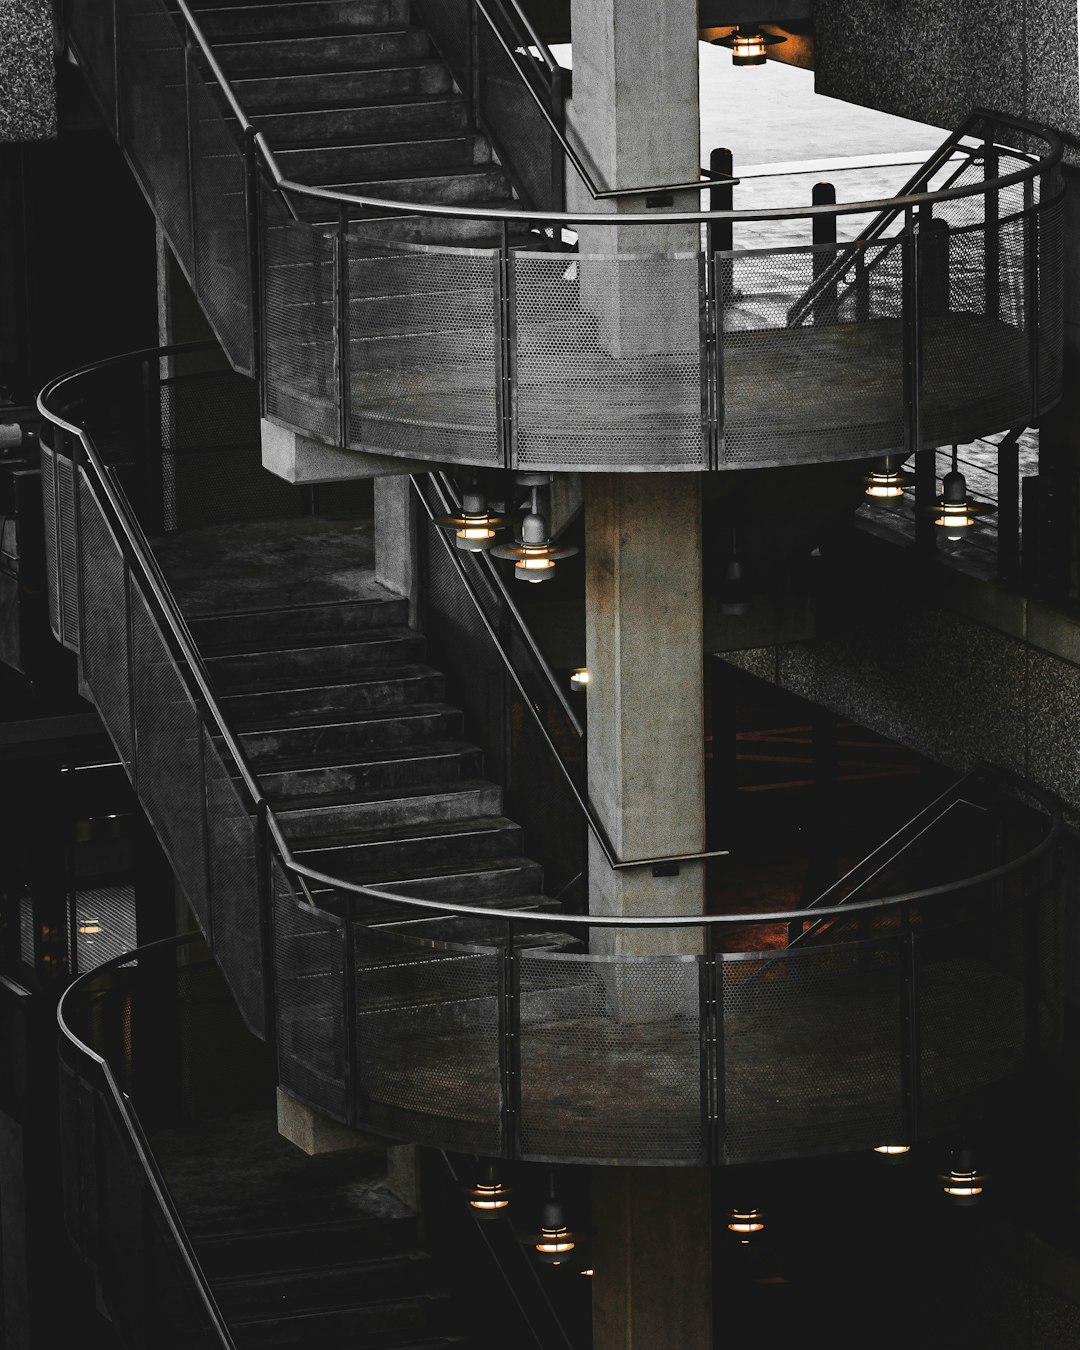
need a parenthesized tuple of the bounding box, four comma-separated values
(187, 0, 522, 240)
(178, 538, 577, 954)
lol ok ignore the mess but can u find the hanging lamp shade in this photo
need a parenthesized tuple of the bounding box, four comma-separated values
(932, 450, 995, 541)
(491, 486, 577, 582)
(712, 25, 786, 66)
(462, 1161, 512, 1219)
(941, 1148, 986, 1206)
(434, 485, 506, 552)
(727, 1206, 765, 1243)
(864, 455, 914, 506)
(532, 1199, 577, 1264)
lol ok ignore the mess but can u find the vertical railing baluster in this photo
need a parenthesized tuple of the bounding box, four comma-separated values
(1025, 174, 1040, 422)
(256, 804, 276, 1053)
(709, 149, 733, 470)
(502, 917, 518, 1157)
(811, 181, 837, 327)
(112, 0, 122, 147)
(243, 128, 263, 386)
(549, 65, 566, 214)
(344, 892, 358, 1128)
(984, 143, 1000, 323)
(184, 29, 198, 285)
(997, 429, 1021, 587)
(495, 220, 514, 469)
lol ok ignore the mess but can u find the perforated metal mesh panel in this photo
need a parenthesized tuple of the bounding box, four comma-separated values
(916, 907, 1026, 1133)
(723, 240, 905, 468)
(70, 887, 137, 974)
(514, 251, 707, 469)
(274, 862, 347, 1120)
(39, 446, 61, 644)
(1038, 196, 1065, 402)
(57, 453, 80, 646)
(722, 941, 905, 1163)
(203, 729, 265, 1037)
(348, 244, 501, 464)
(78, 481, 133, 770)
(189, 82, 253, 374)
(117, 7, 193, 278)
(263, 200, 339, 443)
(518, 952, 705, 1164)
(130, 592, 209, 924)
(353, 924, 504, 1153)
(920, 212, 1032, 447)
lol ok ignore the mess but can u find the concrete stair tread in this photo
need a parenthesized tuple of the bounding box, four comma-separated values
(213, 29, 431, 77)
(233, 61, 453, 113)
(295, 813, 521, 855)
(252, 95, 469, 147)
(195, 0, 410, 41)
(223, 661, 441, 703)
(203, 623, 417, 661)
(298, 853, 544, 893)
(272, 776, 500, 817)
(236, 701, 462, 743)
(228, 1287, 452, 1328)
(257, 737, 480, 777)
(262, 102, 470, 146)
(373, 894, 563, 928)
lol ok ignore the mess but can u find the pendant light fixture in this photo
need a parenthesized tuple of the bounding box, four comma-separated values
(569, 668, 590, 692)
(491, 475, 578, 583)
(941, 1147, 986, 1206)
(873, 1143, 912, 1164)
(863, 455, 913, 506)
(434, 476, 506, 552)
(933, 448, 995, 541)
(726, 1206, 765, 1243)
(712, 25, 786, 66)
(528, 1174, 577, 1265)
(462, 1160, 512, 1219)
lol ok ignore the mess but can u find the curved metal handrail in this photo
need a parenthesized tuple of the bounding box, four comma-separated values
(39, 347, 1064, 930)
(163, 0, 1062, 228)
(57, 934, 237, 1348)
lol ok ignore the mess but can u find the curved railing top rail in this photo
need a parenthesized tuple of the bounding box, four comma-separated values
(166, 0, 1062, 228)
(57, 933, 237, 1347)
(38, 349, 1063, 933)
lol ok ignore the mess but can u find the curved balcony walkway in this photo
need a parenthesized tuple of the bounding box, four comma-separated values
(40, 351, 1068, 1167)
(66, 0, 1065, 472)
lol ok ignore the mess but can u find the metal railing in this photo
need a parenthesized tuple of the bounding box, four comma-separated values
(39, 347, 1067, 1168)
(64, 0, 1065, 473)
(57, 935, 237, 1348)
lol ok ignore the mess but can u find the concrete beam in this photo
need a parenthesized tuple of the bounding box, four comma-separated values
(276, 1088, 386, 1156)
(261, 419, 433, 485)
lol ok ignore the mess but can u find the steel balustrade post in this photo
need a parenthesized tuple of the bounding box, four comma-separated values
(501, 917, 519, 1156)
(811, 181, 837, 326)
(112, 0, 122, 147)
(997, 429, 1021, 586)
(698, 252, 716, 470)
(708, 149, 733, 470)
(1025, 175, 1041, 422)
(701, 925, 721, 1165)
(494, 221, 514, 469)
(709, 148, 734, 255)
(984, 144, 1000, 323)
(70, 433, 85, 656)
(256, 802, 276, 1054)
(905, 210, 935, 557)
(335, 205, 351, 449)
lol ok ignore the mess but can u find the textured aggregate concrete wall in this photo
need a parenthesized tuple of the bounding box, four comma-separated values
(0, 0, 57, 141)
(815, 0, 1080, 160)
(723, 597, 1080, 818)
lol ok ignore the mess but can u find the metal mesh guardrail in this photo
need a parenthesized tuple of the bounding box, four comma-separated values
(63, 0, 1065, 474)
(39, 348, 1068, 1166)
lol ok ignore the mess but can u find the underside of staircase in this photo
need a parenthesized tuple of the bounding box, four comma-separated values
(156, 513, 578, 972)
(188, 0, 526, 241)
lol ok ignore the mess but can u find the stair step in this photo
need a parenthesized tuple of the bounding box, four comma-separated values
(194, 0, 411, 40)
(233, 61, 453, 111)
(294, 814, 524, 875)
(343, 202, 530, 247)
(222, 664, 445, 722)
(276, 134, 492, 184)
(374, 899, 568, 944)
(213, 1250, 439, 1319)
(273, 779, 504, 841)
(190, 597, 409, 652)
(253, 96, 469, 148)
(258, 739, 483, 798)
(206, 628, 425, 686)
(231, 1288, 453, 1341)
(238, 704, 464, 762)
(196, 1213, 420, 1280)
(285, 856, 547, 913)
(214, 28, 431, 77)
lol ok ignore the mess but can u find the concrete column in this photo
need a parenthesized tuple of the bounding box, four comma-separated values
(374, 473, 419, 620)
(566, 0, 701, 355)
(585, 474, 706, 957)
(591, 1167, 712, 1350)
